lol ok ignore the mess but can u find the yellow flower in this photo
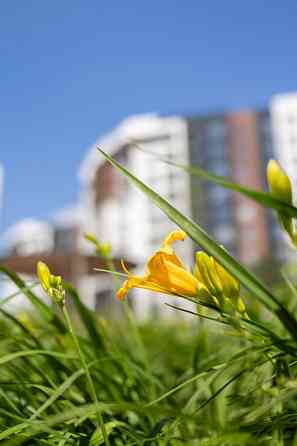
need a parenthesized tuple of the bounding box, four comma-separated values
(37, 261, 65, 305)
(117, 230, 200, 300)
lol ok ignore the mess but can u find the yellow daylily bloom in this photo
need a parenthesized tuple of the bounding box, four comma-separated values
(117, 230, 200, 300)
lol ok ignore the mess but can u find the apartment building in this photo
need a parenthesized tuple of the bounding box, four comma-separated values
(188, 110, 285, 265)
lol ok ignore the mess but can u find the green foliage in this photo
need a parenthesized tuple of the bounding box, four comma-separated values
(99, 149, 297, 342)
(1, 260, 297, 445)
(1, 150, 297, 444)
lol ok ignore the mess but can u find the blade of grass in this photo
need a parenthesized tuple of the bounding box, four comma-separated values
(132, 146, 297, 218)
(29, 368, 85, 421)
(144, 362, 227, 408)
(94, 268, 127, 278)
(0, 281, 40, 307)
(0, 402, 178, 444)
(0, 349, 77, 365)
(63, 281, 105, 351)
(165, 303, 230, 326)
(99, 148, 297, 341)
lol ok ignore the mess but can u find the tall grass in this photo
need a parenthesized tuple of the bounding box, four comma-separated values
(0, 152, 297, 444)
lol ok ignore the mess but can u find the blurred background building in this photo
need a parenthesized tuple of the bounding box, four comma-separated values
(1, 91, 297, 316)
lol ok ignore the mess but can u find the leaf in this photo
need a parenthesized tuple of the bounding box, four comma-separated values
(133, 147, 297, 218)
(0, 349, 76, 366)
(63, 281, 105, 351)
(98, 149, 297, 340)
(29, 368, 85, 421)
(89, 421, 126, 445)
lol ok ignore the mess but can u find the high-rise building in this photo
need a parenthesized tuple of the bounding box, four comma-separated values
(188, 110, 284, 265)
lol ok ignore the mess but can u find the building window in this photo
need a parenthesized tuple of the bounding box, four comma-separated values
(54, 227, 76, 253)
(207, 160, 230, 176)
(208, 186, 229, 205)
(95, 289, 112, 313)
(214, 224, 235, 244)
(288, 115, 296, 126)
(206, 120, 226, 140)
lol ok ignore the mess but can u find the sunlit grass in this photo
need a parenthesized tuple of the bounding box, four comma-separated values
(1, 153, 297, 444)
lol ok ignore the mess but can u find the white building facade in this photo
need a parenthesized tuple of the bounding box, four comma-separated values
(79, 114, 193, 318)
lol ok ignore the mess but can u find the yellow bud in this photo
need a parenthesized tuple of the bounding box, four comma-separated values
(84, 232, 99, 246)
(214, 262, 240, 301)
(237, 297, 246, 314)
(36, 261, 65, 305)
(196, 281, 219, 305)
(84, 233, 111, 257)
(267, 160, 296, 244)
(194, 249, 243, 315)
(267, 160, 293, 204)
(37, 261, 51, 292)
(100, 242, 111, 257)
(195, 252, 223, 299)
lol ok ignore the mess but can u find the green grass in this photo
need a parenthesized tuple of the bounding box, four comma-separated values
(1, 150, 297, 444)
(1, 263, 297, 445)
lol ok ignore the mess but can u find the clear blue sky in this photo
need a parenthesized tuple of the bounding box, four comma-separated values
(1, 1, 297, 231)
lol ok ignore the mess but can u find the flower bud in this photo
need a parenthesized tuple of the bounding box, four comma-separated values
(267, 160, 296, 244)
(37, 261, 51, 292)
(84, 232, 99, 246)
(195, 252, 223, 303)
(84, 233, 111, 257)
(236, 297, 248, 315)
(37, 261, 65, 306)
(194, 250, 246, 315)
(214, 262, 240, 301)
(100, 242, 112, 257)
(267, 160, 293, 204)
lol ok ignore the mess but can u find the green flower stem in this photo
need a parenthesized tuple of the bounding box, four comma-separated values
(62, 304, 110, 446)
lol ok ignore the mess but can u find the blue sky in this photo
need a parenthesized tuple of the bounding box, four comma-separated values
(1, 1, 297, 231)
